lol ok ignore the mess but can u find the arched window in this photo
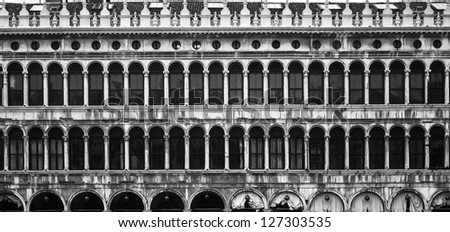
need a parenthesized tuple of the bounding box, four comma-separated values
(410, 61, 425, 104)
(129, 127, 144, 170)
(108, 63, 124, 105)
(249, 127, 264, 169)
(189, 63, 204, 105)
(209, 127, 224, 169)
(429, 61, 445, 104)
(369, 62, 385, 104)
(149, 63, 164, 105)
(8, 128, 23, 170)
(309, 128, 325, 170)
(109, 127, 124, 170)
(430, 127, 445, 169)
(69, 127, 84, 170)
(269, 127, 284, 169)
(349, 62, 364, 104)
(369, 127, 385, 169)
(129, 63, 144, 105)
(389, 61, 405, 104)
(47, 64, 63, 105)
(88, 63, 104, 105)
(30, 192, 64, 212)
(29, 128, 44, 170)
(229, 127, 244, 169)
(169, 127, 184, 169)
(7, 63, 23, 106)
(409, 127, 424, 169)
(308, 62, 324, 105)
(289, 127, 304, 169)
(329, 127, 345, 170)
(248, 63, 263, 104)
(349, 128, 365, 169)
(88, 127, 104, 170)
(0, 131, 3, 170)
(190, 127, 205, 169)
(0, 67, 2, 105)
(390, 127, 405, 169)
(208, 63, 224, 105)
(268, 62, 283, 104)
(149, 127, 164, 169)
(228, 63, 243, 105)
(68, 63, 83, 105)
(48, 128, 64, 170)
(329, 62, 344, 105)
(288, 62, 303, 104)
(28, 63, 43, 106)
(169, 63, 184, 105)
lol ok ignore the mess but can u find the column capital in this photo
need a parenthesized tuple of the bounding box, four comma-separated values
(163, 70, 170, 75)
(303, 70, 309, 76)
(323, 70, 330, 75)
(204, 135, 210, 140)
(425, 69, 431, 74)
(183, 70, 190, 75)
(144, 135, 150, 140)
(243, 134, 250, 140)
(103, 135, 109, 140)
(2, 72, 8, 78)
(344, 69, 350, 74)
(83, 135, 89, 140)
(445, 134, 450, 140)
(405, 134, 410, 139)
(2, 135, 8, 142)
(184, 135, 190, 140)
(264, 135, 270, 140)
(364, 70, 370, 75)
(284, 135, 290, 140)
(203, 70, 209, 75)
(22, 135, 29, 141)
(22, 71, 28, 77)
(223, 70, 229, 75)
(62, 71, 68, 77)
(224, 135, 230, 140)
(123, 135, 130, 141)
(102, 71, 109, 76)
(445, 69, 450, 74)
(123, 71, 129, 76)
(62, 135, 69, 142)
(263, 69, 269, 75)
(304, 135, 310, 141)
(82, 70, 89, 75)
(324, 135, 330, 140)
(42, 135, 48, 141)
(365, 135, 370, 139)
(164, 135, 170, 140)
(384, 70, 391, 75)
(404, 69, 411, 74)
(42, 71, 48, 76)
(143, 70, 149, 76)
(243, 69, 249, 75)
(345, 135, 350, 140)
(384, 135, 390, 140)
(424, 134, 430, 139)
(283, 69, 289, 75)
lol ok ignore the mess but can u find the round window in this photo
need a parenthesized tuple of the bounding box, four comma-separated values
(393, 40, 402, 49)
(51, 41, 60, 51)
(152, 41, 161, 50)
(212, 40, 221, 49)
(332, 40, 341, 50)
(272, 40, 280, 49)
(413, 40, 422, 49)
(71, 41, 80, 51)
(353, 40, 361, 50)
(312, 40, 321, 50)
(172, 41, 181, 50)
(131, 40, 141, 50)
(31, 41, 40, 51)
(291, 40, 300, 49)
(192, 41, 201, 50)
(232, 41, 241, 50)
(11, 41, 20, 51)
(112, 41, 121, 50)
(433, 39, 442, 49)
(373, 40, 382, 49)
(251, 40, 261, 49)
(92, 41, 101, 50)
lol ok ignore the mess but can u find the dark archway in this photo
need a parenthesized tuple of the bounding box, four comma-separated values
(0, 192, 24, 212)
(30, 192, 64, 212)
(190, 191, 225, 212)
(70, 192, 104, 212)
(110, 192, 144, 212)
(150, 192, 184, 212)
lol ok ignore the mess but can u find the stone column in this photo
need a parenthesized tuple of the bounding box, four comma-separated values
(3, 136, 8, 170)
(283, 70, 289, 105)
(345, 135, 350, 169)
(63, 72, 69, 106)
(264, 135, 269, 169)
(163, 71, 169, 105)
(404, 69, 410, 105)
(203, 70, 209, 105)
(144, 135, 149, 170)
(184, 71, 189, 105)
(104, 135, 109, 170)
(204, 135, 210, 170)
(103, 71, 109, 105)
(304, 135, 309, 170)
(23, 71, 28, 106)
(385, 135, 390, 169)
(425, 134, 430, 169)
(364, 70, 370, 105)
(83, 71, 89, 106)
(384, 70, 390, 104)
(284, 135, 289, 170)
(223, 71, 229, 105)
(324, 135, 329, 170)
(445, 69, 449, 104)
(324, 70, 329, 105)
(63, 135, 69, 170)
(244, 134, 250, 169)
(143, 71, 149, 106)
(84, 135, 89, 170)
(303, 71, 309, 104)
(3, 72, 8, 106)
(405, 134, 410, 169)
(424, 69, 430, 104)
(123, 71, 129, 105)
(164, 135, 170, 170)
(42, 71, 49, 106)
(43, 136, 49, 170)
(365, 135, 370, 169)
(445, 135, 449, 168)
(23, 136, 29, 170)
(224, 135, 230, 170)
(263, 70, 269, 105)
(344, 70, 349, 105)
(124, 135, 130, 170)
(243, 70, 249, 105)
(184, 135, 190, 169)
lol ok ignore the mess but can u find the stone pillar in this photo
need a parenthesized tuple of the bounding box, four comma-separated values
(23, 136, 29, 170)
(104, 135, 109, 170)
(3, 72, 8, 106)
(224, 135, 230, 170)
(43, 135, 49, 170)
(164, 135, 170, 170)
(123, 71, 129, 105)
(23, 71, 28, 106)
(385, 135, 390, 169)
(83, 71, 89, 106)
(445, 135, 449, 168)
(84, 135, 89, 170)
(203, 70, 209, 105)
(3, 136, 9, 170)
(324, 70, 329, 105)
(365, 135, 370, 169)
(303, 71, 309, 104)
(304, 135, 309, 170)
(63, 135, 69, 170)
(445, 69, 449, 104)
(223, 71, 229, 105)
(264, 135, 269, 169)
(344, 70, 349, 105)
(345, 135, 350, 169)
(263, 70, 269, 105)
(425, 134, 430, 169)
(124, 135, 130, 170)
(144, 135, 149, 170)
(184, 71, 189, 105)
(163, 71, 169, 105)
(324, 135, 329, 170)
(283, 70, 289, 105)
(405, 134, 410, 169)
(63, 72, 69, 106)
(42, 71, 48, 106)
(364, 70, 370, 105)
(244, 134, 250, 169)
(184, 135, 190, 169)
(284, 135, 289, 170)
(384, 70, 390, 104)
(204, 135, 210, 170)
(143, 71, 149, 106)
(103, 71, 109, 105)
(243, 70, 249, 105)
(424, 69, 430, 104)
(404, 69, 410, 105)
